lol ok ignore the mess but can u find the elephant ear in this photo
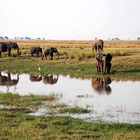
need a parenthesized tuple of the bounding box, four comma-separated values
(96, 53, 103, 62)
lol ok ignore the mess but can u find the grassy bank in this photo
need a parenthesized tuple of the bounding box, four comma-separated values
(0, 40, 140, 79)
(0, 93, 140, 140)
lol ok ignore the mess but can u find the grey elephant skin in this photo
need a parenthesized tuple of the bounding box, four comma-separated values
(0, 42, 21, 57)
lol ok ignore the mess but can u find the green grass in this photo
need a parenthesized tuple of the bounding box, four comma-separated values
(0, 109, 140, 140)
(0, 93, 55, 109)
(59, 107, 90, 114)
(0, 93, 140, 139)
(0, 56, 140, 80)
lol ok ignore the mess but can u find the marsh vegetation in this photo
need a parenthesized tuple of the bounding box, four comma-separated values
(0, 92, 140, 140)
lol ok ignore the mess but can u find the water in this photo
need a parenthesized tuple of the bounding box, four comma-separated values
(0, 71, 140, 123)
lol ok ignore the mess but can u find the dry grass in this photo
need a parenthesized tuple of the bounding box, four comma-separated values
(0, 40, 140, 78)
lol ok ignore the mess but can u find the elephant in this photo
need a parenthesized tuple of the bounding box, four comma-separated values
(91, 76, 112, 94)
(0, 42, 21, 57)
(31, 47, 42, 57)
(95, 53, 104, 73)
(92, 39, 104, 53)
(103, 53, 112, 74)
(43, 74, 59, 85)
(42, 47, 59, 60)
(29, 74, 42, 82)
(0, 72, 19, 86)
(95, 53, 112, 74)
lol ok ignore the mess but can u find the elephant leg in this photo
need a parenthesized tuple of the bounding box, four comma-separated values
(41, 54, 44, 60)
(103, 62, 107, 74)
(31, 52, 33, 57)
(50, 53, 53, 60)
(95, 47, 97, 52)
(44, 54, 47, 59)
(8, 49, 11, 57)
(99, 65, 101, 72)
(107, 63, 111, 74)
(36, 53, 39, 57)
(101, 62, 104, 73)
(96, 65, 99, 73)
(96, 62, 99, 73)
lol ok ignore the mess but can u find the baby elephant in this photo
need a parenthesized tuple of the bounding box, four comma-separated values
(42, 47, 59, 60)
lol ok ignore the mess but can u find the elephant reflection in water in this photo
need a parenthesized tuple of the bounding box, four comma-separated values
(29, 74, 42, 82)
(29, 74, 59, 85)
(0, 72, 19, 92)
(43, 74, 59, 85)
(92, 76, 112, 94)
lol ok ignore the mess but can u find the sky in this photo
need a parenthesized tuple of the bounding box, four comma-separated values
(0, 0, 140, 40)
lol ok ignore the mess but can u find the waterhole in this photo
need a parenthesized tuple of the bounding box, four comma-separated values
(0, 71, 140, 123)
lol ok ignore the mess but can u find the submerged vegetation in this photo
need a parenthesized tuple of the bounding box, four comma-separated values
(59, 107, 91, 114)
(0, 93, 140, 140)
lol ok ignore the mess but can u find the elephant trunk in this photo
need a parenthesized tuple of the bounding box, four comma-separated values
(40, 51, 43, 57)
(57, 51, 59, 59)
(17, 47, 21, 56)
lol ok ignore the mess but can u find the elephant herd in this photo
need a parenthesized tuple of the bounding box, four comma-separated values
(31, 46, 59, 60)
(0, 42, 59, 60)
(0, 39, 112, 74)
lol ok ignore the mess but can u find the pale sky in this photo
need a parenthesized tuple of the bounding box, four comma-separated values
(0, 0, 140, 40)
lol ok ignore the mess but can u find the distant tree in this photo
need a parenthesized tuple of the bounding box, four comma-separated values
(25, 37, 31, 40)
(4, 36, 9, 40)
(36, 38, 41, 40)
(0, 36, 4, 40)
(137, 37, 140, 40)
(112, 37, 119, 41)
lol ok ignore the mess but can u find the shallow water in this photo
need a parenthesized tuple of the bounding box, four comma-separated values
(0, 71, 140, 123)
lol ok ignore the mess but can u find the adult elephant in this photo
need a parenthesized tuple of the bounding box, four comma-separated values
(95, 53, 104, 73)
(92, 39, 104, 53)
(31, 47, 42, 57)
(43, 74, 59, 85)
(91, 76, 112, 94)
(0, 42, 21, 57)
(42, 47, 59, 60)
(104, 53, 112, 74)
